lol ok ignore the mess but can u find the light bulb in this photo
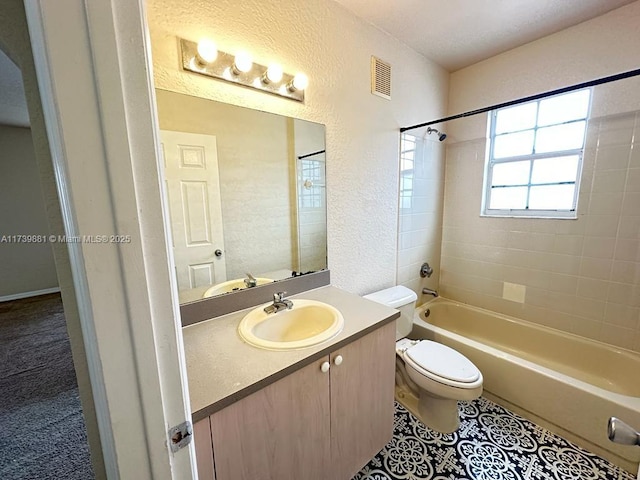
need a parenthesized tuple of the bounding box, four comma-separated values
(264, 63, 283, 84)
(290, 73, 309, 91)
(233, 51, 253, 74)
(196, 40, 218, 64)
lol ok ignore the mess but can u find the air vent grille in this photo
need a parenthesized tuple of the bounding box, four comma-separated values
(371, 56, 391, 99)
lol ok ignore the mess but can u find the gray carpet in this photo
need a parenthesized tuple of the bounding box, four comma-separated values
(0, 293, 95, 479)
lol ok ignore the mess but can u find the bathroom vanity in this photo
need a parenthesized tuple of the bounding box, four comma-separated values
(182, 286, 399, 480)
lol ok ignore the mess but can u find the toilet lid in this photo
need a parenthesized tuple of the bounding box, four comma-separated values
(405, 340, 480, 383)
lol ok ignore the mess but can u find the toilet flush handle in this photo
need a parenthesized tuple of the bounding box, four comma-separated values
(334, 355, 343, 366)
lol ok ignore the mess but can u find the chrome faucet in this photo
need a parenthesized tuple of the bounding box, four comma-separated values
(263, 292, 294, 315)
(422, 287, 438, 297)
(244, 273, 257, 288)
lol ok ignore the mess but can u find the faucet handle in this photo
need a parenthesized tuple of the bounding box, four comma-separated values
(273, 291, 287, 302)
(244, 273, 257, 288)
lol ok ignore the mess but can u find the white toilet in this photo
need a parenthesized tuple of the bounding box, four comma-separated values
(364, 285, 483, 433)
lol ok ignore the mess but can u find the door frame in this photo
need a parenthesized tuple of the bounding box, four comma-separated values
(24, 0, 196, 478)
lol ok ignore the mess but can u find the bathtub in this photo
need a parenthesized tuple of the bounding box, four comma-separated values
(410, 297, 640, 474)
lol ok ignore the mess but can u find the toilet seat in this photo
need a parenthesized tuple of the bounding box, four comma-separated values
(403, 340, 482, 389)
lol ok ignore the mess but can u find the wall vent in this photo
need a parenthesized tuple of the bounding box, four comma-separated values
(371, 56, 391, 100)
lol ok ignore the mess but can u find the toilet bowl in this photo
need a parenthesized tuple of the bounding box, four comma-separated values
(364, 286, 483, 433)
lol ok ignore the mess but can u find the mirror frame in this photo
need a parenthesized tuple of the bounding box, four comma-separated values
(179, 269, 330, 326)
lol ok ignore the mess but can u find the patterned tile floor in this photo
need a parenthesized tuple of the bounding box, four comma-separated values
(353, 398, 635, 480)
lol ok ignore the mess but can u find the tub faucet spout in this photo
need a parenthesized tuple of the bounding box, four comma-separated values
(422, 288, 438, 297)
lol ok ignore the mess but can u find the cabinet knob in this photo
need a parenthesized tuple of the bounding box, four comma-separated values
(320, 361, 330, 373)
(334, 355, 343, 366)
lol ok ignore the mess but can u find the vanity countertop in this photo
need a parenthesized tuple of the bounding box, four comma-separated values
(182, 285, 400, 422)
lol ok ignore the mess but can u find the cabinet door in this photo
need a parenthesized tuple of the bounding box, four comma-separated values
(210, 358, 331, 480)
(329, 322, 395, 479)
(193, 418, 215, 480)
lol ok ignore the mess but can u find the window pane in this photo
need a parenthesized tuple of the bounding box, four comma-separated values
(492, 160, 530, 186)
(401, 154, 414, 171)
(401, 134, 416, 150)
(529, 184, 575, 210)
(531, 155, 579, 184)
(535, 121, 586, 153)
(494, 130, 535, 158)
(538, 89, 590, 126)
(489, 186, 528, 210)
(495, 103, 538, 134)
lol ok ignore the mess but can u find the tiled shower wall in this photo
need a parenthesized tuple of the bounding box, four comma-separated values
(440, 110, 640, 352)
(397, 135, 446, 299)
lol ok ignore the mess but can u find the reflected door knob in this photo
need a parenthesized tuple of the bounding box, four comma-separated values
(334, 355, 343, 366)
(320, 361, 330, 373)
(214, 249, 223, 257)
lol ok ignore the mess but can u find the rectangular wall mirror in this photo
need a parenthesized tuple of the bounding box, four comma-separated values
(155, 89, 327, 304)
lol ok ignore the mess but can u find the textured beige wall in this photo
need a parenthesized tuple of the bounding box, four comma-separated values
(147, 0, 449, 295)
(0, 126, 58, 297)
(443, 2, 640, 352)
(448, 1, 640, 116)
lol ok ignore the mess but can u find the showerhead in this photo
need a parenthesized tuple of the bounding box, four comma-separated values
(427, 127, 447, 142)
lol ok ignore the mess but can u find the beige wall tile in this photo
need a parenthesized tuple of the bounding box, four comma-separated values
(591, 169, 628, 193)
(549, 273, 579, 295)
(611, 260, 639, 284)
(579, 257, 613, 279)
(577, 277, 609, 298)
(573, 297, 606, 321)
(587, 192, 624, 215)
(599, 324, 635, 350)
(626, 168, 640, 192)
(582, 236, 616, 259)
(604, 303, 639, 329)
(440, 110, 640, 352)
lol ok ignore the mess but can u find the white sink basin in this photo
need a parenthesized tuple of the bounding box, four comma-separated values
(202, 278, 274, 297)
(238, 299, 344, 350)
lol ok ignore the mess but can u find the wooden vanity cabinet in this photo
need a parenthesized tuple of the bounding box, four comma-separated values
(194, 321, 395, 480)
(329, 321, 395, 479)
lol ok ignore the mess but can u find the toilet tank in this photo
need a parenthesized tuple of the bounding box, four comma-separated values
(363, 286, 417, 340)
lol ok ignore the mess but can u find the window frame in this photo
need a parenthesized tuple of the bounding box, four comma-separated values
(482, 88, 592, 219)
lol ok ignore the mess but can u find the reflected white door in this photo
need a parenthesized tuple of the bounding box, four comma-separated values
(160, 130, 226, 293)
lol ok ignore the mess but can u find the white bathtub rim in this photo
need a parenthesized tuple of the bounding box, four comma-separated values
(419, 296, 639, 359)
(412, 305, 640, 412)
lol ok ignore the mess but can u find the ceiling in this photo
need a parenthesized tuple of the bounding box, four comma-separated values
(333, 0, 637, 71)
(1, 1, 636, 127)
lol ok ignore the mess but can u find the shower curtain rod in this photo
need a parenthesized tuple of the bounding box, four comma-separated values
(400, 67, 640, 133)
(297, 149, 326, 160)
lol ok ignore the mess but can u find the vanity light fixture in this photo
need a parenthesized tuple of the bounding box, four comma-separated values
(232, 51, 253, 74)
(180, 38, 307, 102)
(196, 39, 218, 65)
(263, 63, 283, 84)
(288, 73, 309, 92)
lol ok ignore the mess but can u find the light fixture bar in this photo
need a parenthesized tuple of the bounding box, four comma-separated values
(180, 38, 305, 103)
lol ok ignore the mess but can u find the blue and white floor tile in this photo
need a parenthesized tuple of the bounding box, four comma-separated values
(353, 397, 635, 480)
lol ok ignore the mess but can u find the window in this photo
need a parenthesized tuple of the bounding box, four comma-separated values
(483, 88, 591, 218)
(400, 134, 416, 210)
